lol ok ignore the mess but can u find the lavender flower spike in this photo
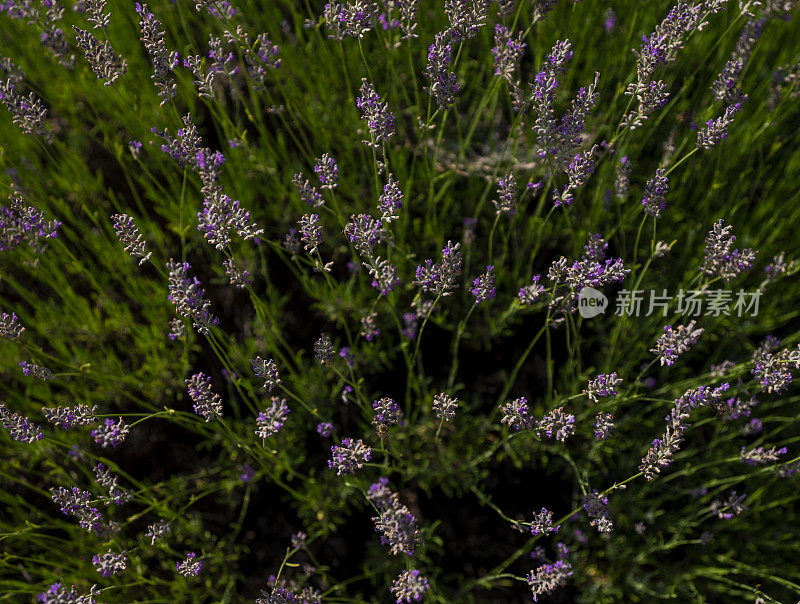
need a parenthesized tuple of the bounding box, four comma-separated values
(328, 437, 371, 475)
(651, 321, 704, 366)
(390, 569, 430, 603)
(255, 397, 289, 438)
(0, 310, 24, 341)
(356, 79, 395, 148)
(526, 560, 572, 601)
(111, 213, 152, 264)
(641, 168, 669, 218)
(0, 79, 51, 138)
(73, 26, 126, 85)
(697, 104, 742, 150)
(186, 372, 223, 421)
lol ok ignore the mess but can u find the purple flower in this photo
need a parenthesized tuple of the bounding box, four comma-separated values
(536, 407, 575, 442)
(530, 508, 560, 536)
(92, 549, 127, 577)
(519, 275, 545, 305)
(390, 569, 430, 603)
(345, 213, 384, 257)
(526, 560, 572, 601)
(432, 393, 459, 422)
(51, 486, 103, 532)
(145, 519, 171, 545)
(176, 552, 202, 577)
(594, 412, 615, 440)
(255, 397, 289, 438)
(328, 437, 371, 475)
(298, 213, 323, 255)
(0, 402, 44, 443)
(583, 490, 613, 532)
(91, 417, 130, 448)
(356, 79, 395, 148)
(651, 321, 704, 366)
(470, 265, 496, 305)
(73, 26, 126, 84)
(414, 240, 462, 296)
(378, 173, 403, 222)
(250, 356, 281, 391)
(112, 213, 151, 264)
(500, 397, 533, 431)
(166, 260, 219, 335)
(0, 192, 61, 252)
(584, 372, 623, 402)
(316, 422, 333, 437)
(700, 219, 757, 281)
(314, 153, 338, 189)
(697, 103, 742, 149)
(641, 167, 669, 218)
(186, 373, 223, 421)
(493, 172, 517, 215)
(424, 31, 460, 109)
(491, 24, 525, 82)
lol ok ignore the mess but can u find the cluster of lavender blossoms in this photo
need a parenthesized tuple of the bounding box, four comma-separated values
(37, 583, 101, 604)
(0, 309, 24, 341)
(355, 78, 395, 148)
(0, 402, 43, 443)
(91, 417, 130, 448)
(111, 213, 151, 265)
(372, 397, 401, 435)
(700, 219, 756, 281)
(583, 372, 623, 402)
(414, 241, 462, 297)
(622, 0, 720, 129)
(367, 477, 422, 556)
(432, 393, 459, 422)
(185, 372, 223, 421)
(0, 79, 50, 138)
(583, 490, 613, 533)
(73, 26, 126, 85)
(328, 437, 371, 475)
(526, 560, 573, 601)
(651, 321, 704, 366)
(697, 103, 742, 149)
(0, 193, 61, 253)
(51, 486, 103, 533)
(250, 356, 281, 391)
(390, 569, 430, 603)
(135, 3, 179, 104)
(166, 259, 219, 335)
(639, 383, 730, 480)
(546, 234, 629, 315)
(751, 340, 800, 393)
(641, 167, 669, 218)
(530, 508, 560, 536)
(176, 552, 203, 577)
(255, 397, 290, 438)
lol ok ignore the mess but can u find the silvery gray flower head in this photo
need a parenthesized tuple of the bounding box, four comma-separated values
(93, 463, 132, 505)
(168, 317, 186, 341)
(91, 417, 130, 448)
(391, 569, 430, 603)
(710, 490, 748, 519)
(144, 519, 171, 545)
(356, 79, 395, 148)
(639, 383, 730, 480)
(152, 114, 201, 168)
(470, 265, 496, 304)
(42, 403, 98, 429)
(378, 173, 403, 222)
(491, 25, 526, 82)
(195, 0, 235, 18)
(0, 56, 24, 84)
(623, 1, 710, 128)
(751, 343, 800, 394)
(493, 172, 517, 215)
(293, 173, 324, 207)
(530, 508, 559, 536)
(314, 333, 335, 364)
(531, 0, 559, 22)
(553, 145, 598, 207)
(51, 486, 103, 532)
(314, 153, 339, 189)
(425, 31, 460, 109)
(697, 103, 742, 150)
(594, 412, 615, 440)
(444, 0, 489, 40)
(584, 372, 623, 402)
(528, 39, 573, 152)
(20, 361, 54, 380)
(711, 18, 762, 104)
(223, 258, 250, 289)
(641, 167, 669, 218)
(519, 275, 545, 305)
(526, 560, 572, 602)
(0, 193, 62, 253)
(255, 397, 290, 438)
(92, 549, 127, 577)
(536, 406, 575, 441)
(432, 393, 458, 421)
(413, 240, 462, 296)
(111, 213, 151, 265)
(0, 310, 24, 341)
(0, 402, 43, 443)
(166, 260, 219, 335)
(360, 312, 380, 341)
(651, 321, 704, 366)
(345, 213, 384, 258)
(135, 3, 179, 104)
(372, 397, 401, 434)
(186, 372, 223, 422)
(198, 190, 263, 250)
(740, 444, 788, 466)
(654, 240, 673, 257)
(700, 219, 756, 281)
(250, 356, 281, 391)
(73, 26, 126, 85)
(298, 213, 323, 255)
(583, 489, 613, 532)
(368, 481, 421, 556)
(176, 552, 202, 577)
(328, 437, 371, 475)
(0, 79, 51, 139)
(501, 396, 533, 431)
(85, 0, 109, 28)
